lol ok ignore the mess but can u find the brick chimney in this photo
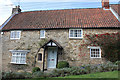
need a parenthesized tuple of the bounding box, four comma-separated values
(12, 5, 21, 14)
(102, 0, 109, 9)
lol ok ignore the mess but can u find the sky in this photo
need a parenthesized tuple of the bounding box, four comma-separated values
(0, 0, 119, 26)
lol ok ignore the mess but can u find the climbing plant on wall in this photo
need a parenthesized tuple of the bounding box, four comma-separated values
(85, 32, 120, 62)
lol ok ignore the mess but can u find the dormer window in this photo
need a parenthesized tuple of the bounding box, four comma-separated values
(69, 29, 83, 39)
(10, 31, 21, 39)
(40, 30, 45, 38)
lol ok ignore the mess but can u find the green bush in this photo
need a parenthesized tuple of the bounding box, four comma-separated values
(2, 62, 118, 79)
(57, 61, 69, 69)
(32, 67, 41, 73)
(115, 61, 120, 71)
(115, 61, 120, 65)
(32, 71, 44, 78)
(2, 72, 25, 79)
(23, 72, 32, 79)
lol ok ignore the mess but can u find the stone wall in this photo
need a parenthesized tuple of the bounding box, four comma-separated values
(1, 29, 120, 72)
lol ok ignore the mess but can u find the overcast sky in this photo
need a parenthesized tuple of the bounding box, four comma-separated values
(0, 0, 119, 26)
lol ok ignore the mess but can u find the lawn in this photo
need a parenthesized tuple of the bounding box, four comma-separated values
(18, 71, 119, 80)
(59, 71, 119, 78)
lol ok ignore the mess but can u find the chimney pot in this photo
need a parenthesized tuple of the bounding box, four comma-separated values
(12, 5, 21, 14)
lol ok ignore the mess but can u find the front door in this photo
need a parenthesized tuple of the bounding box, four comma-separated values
(47, 47, 57, 68)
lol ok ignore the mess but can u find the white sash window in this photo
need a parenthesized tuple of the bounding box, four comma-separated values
(10, 31, 21, 39)
(89, 47, 101, 58)
(40, 30, 45, 38)
(10, 50, 30, 64)
(69, 29, 83, 39)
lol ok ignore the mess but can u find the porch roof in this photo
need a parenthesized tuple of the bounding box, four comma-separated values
(41, 39, 63, 49)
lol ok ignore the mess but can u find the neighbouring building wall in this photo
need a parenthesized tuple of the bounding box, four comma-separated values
(1, 29, 120, 72)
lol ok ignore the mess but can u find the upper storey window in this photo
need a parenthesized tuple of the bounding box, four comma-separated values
(10, 31, 21, 39)
(40, 30, 45, 38)
(69, 29, 83, 39)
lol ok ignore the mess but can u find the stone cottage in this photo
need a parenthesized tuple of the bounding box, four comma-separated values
(0, 0, 120, 72)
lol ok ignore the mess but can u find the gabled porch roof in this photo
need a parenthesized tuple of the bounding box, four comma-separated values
(41, 39, 63, 49)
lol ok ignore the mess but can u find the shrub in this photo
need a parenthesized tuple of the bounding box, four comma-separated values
(32, 71, 44, 78)
(115, 61, 120, 65)
(23, 72, 32, 79)
(115, 61, 120, 71)
(51, 69, 64, 77)
(32, 67, 41, 73)
(2, 72, 25, 79)
(57, 61, 69, 69)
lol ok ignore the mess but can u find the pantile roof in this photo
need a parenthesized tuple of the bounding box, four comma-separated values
(111, 4, 120, 16)
(2, 8, 120, 30)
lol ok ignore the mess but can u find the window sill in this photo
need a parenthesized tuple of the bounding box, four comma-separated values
(10, 38, 20, 40)
(40, 37, 45, 39)
(90, 57, 101, 59)
(69, 37, 83, 39)
(37, 61, 43, 62)
(10, 62, 27, 65)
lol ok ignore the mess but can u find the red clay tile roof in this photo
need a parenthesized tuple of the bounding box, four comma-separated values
(110, 4, 120, 16)
(2, 8, 119, 30)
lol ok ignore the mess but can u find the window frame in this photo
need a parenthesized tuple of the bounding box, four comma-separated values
(90, 47, 101, 58)
(10, 31, 21, 40)
(69, 29, 83, 39)
(38, 53, 42, 61)
(9, 50, 30, 64)
(40, 30, 45, 38)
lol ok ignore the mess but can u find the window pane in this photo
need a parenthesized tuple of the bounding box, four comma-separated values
(12, 56, 16, 62)
(77, 30, 81, 37)
(70, 30, 73, 37)
(11, 32, 14, 38)
(21, 56, 26, 64)
(38, 53, 42, 61)
(74, 30, 77, 37)
(40, 30, 45, 38)
(16, 32, 19, 38)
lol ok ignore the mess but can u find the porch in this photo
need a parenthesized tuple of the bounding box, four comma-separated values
(35, 39, 63, 71)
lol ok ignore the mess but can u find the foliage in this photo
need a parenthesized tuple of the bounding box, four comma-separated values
(54, 61, 118, 77)
(57, 61, 69, 69)
(2, 61, 119, 79)
(2, 72, 25, 79)
(58, 71, 119, 78)
(2, 72, 32, 79)
(85, 32, 120, 62)
(32, 71, 44, 78)
(115, 61, 120, 65)
(115, 61, 120, 71)
(32, 67, 41, 73)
